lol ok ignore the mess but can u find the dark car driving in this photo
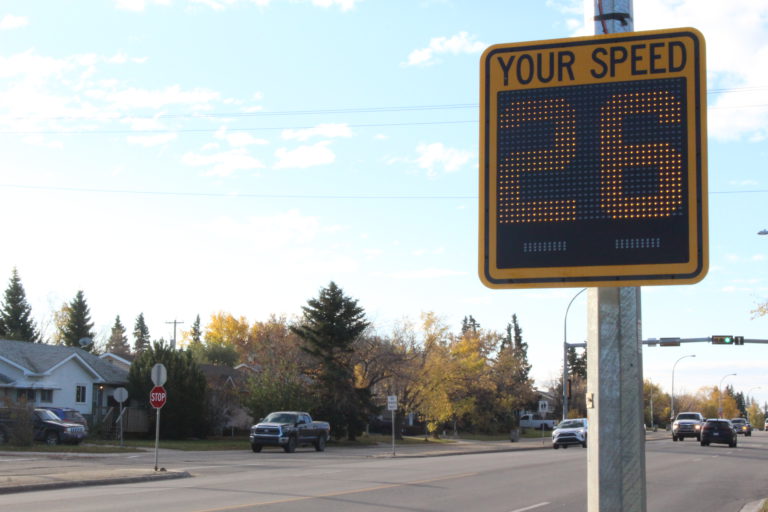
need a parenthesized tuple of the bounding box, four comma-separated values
(700, 419, 737, 447)
(730, 418, 752, 436)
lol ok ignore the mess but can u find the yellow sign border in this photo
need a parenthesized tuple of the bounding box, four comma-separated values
(479, 28, 707, 289)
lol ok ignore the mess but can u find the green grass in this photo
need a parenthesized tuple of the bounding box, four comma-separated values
(0, 443, 142, 453)
(2, 431, 524, 453)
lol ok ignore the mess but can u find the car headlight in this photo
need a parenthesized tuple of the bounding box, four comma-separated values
(673, 422, 679, 428)
(694, 425, 701, 430)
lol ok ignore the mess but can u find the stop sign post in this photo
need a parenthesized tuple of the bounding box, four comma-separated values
(149, 386, 167, 409)
(149, 384, 167, 471)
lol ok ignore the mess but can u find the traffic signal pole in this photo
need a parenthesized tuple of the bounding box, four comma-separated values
(586, 3, 647, 512)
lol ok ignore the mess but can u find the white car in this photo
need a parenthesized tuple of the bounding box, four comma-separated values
(552, 418, 588, 449)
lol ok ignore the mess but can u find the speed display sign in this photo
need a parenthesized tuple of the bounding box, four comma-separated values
(479, 28, 707, 288)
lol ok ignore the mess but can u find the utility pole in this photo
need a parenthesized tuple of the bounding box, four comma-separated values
(587, 2, 647, 512)
(165, 319, 184, 349)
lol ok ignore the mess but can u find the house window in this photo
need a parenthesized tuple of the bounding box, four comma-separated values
(16, 389, 35, 402)
(75, 385, 87, 403)
(39, 389, 53, 403)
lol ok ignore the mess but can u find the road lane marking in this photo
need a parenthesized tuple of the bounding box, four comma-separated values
(191, 471, 479, 512)
(509, 503, 550, 512)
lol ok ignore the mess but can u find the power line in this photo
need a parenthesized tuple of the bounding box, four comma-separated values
(0, 183, 765, 199)
(0, 85, 764, 125)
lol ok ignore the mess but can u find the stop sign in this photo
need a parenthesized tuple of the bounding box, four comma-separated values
(149, 385, 167, 409)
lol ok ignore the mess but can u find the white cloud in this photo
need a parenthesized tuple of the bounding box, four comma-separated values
(182, 148, 265, 176)
(101, 85, 220, 111)
(127, 133, 177, 147)
(405, 31, 486, 67)
(22, 135, 63, 149)
(389, 268, 467, 279)
(274, 141, 335, 169)
(415, 142, 472, 176)
(215, 127, 269, 147)
(310, 0, 359, 11)
(281, 123, 352, 141)
(0, 15, 28, 30)
(201, 210, 341, 245)
(184, 0, 357, 10)
(114, 0, 171, 11)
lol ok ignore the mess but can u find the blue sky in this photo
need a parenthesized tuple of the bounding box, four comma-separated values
(1, 0, 767, 408)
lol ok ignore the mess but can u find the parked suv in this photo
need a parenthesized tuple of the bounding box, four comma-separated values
(33, 408, 87, 445)
(700, 419, 737, 447)
(672, 412, 704, 441)
(39, 407, 89, 434)
(552, 418, 587, 449)
(730, 418, 752, 436)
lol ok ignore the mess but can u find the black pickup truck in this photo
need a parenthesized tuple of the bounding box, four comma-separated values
(249, 411, 330, 453)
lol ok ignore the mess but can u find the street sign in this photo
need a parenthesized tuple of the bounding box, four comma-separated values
(151, 363, 167, 386)
(479, 28, 707, 288)
(113, 387, 128, 403)
(149, 385, 167, 409)
(538, 400, 549, 413)
(387, 395, 398, 411)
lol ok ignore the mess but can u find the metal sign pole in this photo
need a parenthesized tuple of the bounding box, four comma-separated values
(119, 402, 124, 448)
(391, 409, 396, 457)
(586, 8, 646, 511)
(587, 286, 646, 512)
(154, 408, 161, 471)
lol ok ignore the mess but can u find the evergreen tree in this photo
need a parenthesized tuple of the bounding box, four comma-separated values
(133, 313, 150, 354)
(461, 315, 480, 335)
(127, 340, 208, 439)
(291, 281, 371, 440)
(105, 315, 131, 356)
(60, 290, 95, 351)
(190, 314, 202, 344)
(509, 314, 531, 382)
(567, 346, 587, 379)
(0, 268, 39, 342)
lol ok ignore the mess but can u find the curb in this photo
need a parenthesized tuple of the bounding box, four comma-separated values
(740, 499, 767, 512)
(0, 470, 192, 495)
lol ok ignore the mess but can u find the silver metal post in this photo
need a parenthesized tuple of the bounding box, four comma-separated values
(154, 408, 161, 471)
(586, 3, 646, 510)
(391, 410, 396, 457)
(587, 287, 646, 512)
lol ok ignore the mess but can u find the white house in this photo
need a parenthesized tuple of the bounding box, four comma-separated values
(0, 338, 128, 421)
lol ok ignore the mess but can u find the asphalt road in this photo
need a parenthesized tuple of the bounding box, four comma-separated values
(1, 433, 766, 512)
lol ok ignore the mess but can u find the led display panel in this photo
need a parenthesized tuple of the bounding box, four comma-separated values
(479, 28, 707, 289)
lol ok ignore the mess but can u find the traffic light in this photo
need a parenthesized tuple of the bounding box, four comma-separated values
(712, 335, 734, 345)
(734, 336, 745, 345)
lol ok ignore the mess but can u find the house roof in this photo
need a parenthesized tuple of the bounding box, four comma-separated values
(0, 338, 128, 385)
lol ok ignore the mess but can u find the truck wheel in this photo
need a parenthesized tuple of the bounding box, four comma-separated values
(314, 434, 327, 452)
(672, 435, 677, 441)
(553, 444, 559, 449)
(283, 436, 297, 453)
(45, 431, 59, 446)
(251, 444, 262, 453)
(582, 441, 587, 448)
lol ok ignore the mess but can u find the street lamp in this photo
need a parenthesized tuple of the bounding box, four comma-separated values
(718, 373, 737, 418)
(671, 354, 696, 421)
(746, 386, 761, 408)
(563, 288, 587, 421)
